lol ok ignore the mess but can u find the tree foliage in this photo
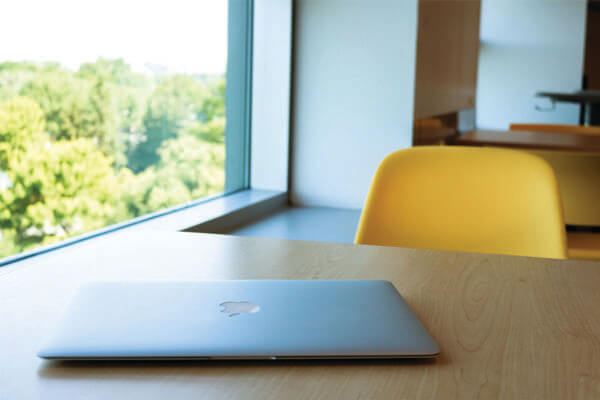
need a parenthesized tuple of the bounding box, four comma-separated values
(0, 60, 225, 258)
(0, 98, 122, 249)
(127, 75, 217, 172)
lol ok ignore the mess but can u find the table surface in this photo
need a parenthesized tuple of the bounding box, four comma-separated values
(451, 129, 600, 153)
(1, 231, 600, 399)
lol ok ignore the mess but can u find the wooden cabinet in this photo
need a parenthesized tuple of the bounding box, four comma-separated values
(412, 0, 481, 144)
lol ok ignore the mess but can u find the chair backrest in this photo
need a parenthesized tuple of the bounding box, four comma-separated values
(524, 149, 600, 226)
(510, 123, 600, 136)
(355, 146, 568, 259)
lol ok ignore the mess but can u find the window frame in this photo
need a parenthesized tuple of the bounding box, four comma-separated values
(225, 0, 254, 192)
(0, 0, 295, 268)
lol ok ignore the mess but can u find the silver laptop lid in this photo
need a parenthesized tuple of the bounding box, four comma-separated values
(38, 280, 439, 360)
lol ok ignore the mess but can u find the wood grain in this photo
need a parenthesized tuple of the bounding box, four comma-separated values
(451, 129, 600, 153)
(1, 231, 600, 399)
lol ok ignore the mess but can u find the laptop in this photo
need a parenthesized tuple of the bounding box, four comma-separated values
(38, 280, 439, 360)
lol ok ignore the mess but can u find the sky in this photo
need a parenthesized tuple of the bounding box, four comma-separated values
(1, 0, 228, 75)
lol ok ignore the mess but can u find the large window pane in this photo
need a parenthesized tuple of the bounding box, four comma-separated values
(0, 1, 250, 259)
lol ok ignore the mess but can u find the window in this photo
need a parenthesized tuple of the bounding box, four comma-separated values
(0, 0, 253, 259)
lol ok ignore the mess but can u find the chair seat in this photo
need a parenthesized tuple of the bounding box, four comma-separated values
(567, 232, 600, 260)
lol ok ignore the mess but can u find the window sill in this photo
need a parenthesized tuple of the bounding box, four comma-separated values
(0, 189, 287, 269)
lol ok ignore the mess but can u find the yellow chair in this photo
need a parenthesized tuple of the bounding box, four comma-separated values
(355, 146, 567, 259)
(509, 123, 600, 136)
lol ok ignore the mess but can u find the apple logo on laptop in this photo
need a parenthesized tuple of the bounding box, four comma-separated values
(219, 301, 260, 317)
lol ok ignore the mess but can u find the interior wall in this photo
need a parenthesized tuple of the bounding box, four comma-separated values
(476, 0, 587, 130)
(290, 0, 418, 209)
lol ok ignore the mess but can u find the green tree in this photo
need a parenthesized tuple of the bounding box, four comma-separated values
(184, 116, 225, 143)
(0, 60, 228, 259)
(0, 65, 35, 103)
(119, 135, 224, 217)
(77, 58, 149, 88)
(19, 70, 125, 165)
(0, 62, 62, 102)
(0, 97, 124, 254)
(199, 78, 225, 122)
(156, 134, 225, 198)
(0, 96, 46, 158)
(118, 167, 192, 217)
(78, 59, 154, 166)
(19, 70, 81, 138)
(127, 75, 210, 172)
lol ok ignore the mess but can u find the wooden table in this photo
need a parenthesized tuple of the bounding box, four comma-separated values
(1, 231, 600, 399)
(451, 129, 600, 153)
(536, 91, 600, 126)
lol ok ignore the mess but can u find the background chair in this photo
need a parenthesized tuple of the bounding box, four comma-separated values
(523, 149, 600, 260)
(507, 125, 600, 260)
(355, 146, 567, 259)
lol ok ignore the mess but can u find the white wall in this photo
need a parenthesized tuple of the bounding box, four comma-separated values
(476, 0, 587, 130)
(290, 0, 418, 209)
